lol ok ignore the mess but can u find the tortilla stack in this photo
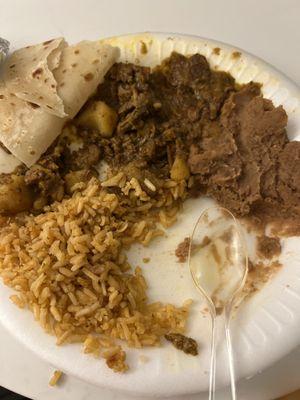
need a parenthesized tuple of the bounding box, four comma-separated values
(0, 39, 119, 167)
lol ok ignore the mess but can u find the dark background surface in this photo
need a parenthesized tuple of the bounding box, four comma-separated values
(0, 387, 29, 400)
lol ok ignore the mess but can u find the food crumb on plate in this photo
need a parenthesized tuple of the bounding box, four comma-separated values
(165, 333, 198, 356)
(49, 370, 63, 386)
(257, 235, 281, 259)
(104, 346, 129, 373)
(175, 237, 190, 263)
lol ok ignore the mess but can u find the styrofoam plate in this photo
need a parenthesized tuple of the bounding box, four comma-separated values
(0, 33, 300, 397)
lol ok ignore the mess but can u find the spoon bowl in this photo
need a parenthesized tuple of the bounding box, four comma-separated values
(189, 206, 248, 313)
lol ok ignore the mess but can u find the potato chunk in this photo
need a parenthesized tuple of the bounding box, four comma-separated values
(170, 157, 190, 181)
(0, 175, 33, 214)
(77, 101, 117, 137)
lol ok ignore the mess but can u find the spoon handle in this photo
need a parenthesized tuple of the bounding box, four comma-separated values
(208, 305, 237, 400)
(208, 311, 217, 400)
(225, 305, 237, 400)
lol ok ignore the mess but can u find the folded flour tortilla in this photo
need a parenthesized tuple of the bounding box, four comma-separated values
(0, 39, 119, 167)
(3, 38, 67, 117)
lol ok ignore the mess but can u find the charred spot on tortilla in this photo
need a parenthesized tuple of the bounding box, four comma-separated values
(0, 95, 4, 100)
(44, 78, 49, 83)
(84, 73, 94, 81)
(9, 64, 16, 69)
(10, 103, 15, 106)
(51, 84, 55, 89)
(213, 47, 221, 55)
(62, 69, 67, 73)
(74, 49, 80, 54)
(29, 150, 36, 155)
(33, 57, 37, 61)
(27, 102, 40, 109)
(38, 96, 44, 100)
(32, 67, 43, 78)
(92, 59, 99, 64)
(60, 82, 65, 87)
(232, 51, 241, 59)
(46, 105, 53, 109)
(71, 63, 78, 68)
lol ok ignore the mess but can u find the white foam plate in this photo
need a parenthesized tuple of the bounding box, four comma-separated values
(0, 33, 300, 397)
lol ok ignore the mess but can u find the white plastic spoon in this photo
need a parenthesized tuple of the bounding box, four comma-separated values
(188, 206, 248, 400)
